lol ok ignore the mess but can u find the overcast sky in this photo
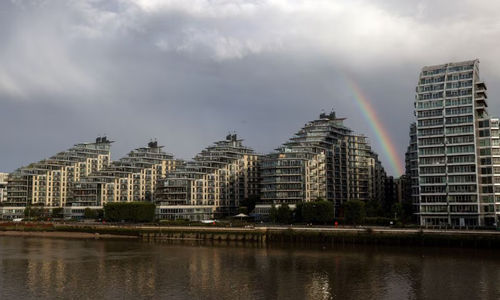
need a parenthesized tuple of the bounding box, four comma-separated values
(1, 0, 500, 176)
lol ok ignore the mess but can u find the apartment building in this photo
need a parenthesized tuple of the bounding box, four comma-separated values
(155, 134, 259, 221)
(0, 173, 7, 203)
(67, 141, 181, 217)
(414, 59, 500, 226)
(256, 111, 386, 217)
(405, 123, 419, 216)
(2, 137, 112, 219)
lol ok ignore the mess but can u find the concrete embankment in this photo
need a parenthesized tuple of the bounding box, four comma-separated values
(2, 223, 500, 248)
(138, 226, 500, 248)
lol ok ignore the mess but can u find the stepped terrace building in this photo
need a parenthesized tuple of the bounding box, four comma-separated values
(0, 173, 8, 203)
(2, 137, 112, 219)
(155, 134, 259, 221)
(256, 111, 386, 217)
(67, 141, 181, 217)
(414, 59, 500, 227)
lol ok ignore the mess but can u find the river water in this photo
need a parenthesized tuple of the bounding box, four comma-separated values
(0, 236, 499, 300)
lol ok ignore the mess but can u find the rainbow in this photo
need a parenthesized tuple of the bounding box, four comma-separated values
(344, 77, 404, 176)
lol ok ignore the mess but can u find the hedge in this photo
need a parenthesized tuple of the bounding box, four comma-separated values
(104, 202, 155, 223)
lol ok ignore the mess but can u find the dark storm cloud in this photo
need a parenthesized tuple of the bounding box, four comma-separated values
(1, 0, 500, 175)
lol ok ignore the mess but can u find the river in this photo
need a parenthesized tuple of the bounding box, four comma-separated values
(0, 236, 498, 299)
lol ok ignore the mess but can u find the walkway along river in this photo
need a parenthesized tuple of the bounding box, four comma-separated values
(2, 223, 500, 248)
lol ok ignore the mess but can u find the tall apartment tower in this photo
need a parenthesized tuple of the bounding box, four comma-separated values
(404, 123, 419, 217)
(155, 134, 260, 221)
(2, 137, 112, 219)
(68, 141, 181, 216)
(414, 59, 500, 227)
(257, 111, 386, 217)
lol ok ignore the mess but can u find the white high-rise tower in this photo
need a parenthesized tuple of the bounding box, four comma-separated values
(414, 59, 500, 227)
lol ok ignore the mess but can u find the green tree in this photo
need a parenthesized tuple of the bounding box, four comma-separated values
(315, 201, 335, 224)
(84, 208, 97, 219)
(240, 195, 259, 214)
(343, 200, 366, 225)
(276, 203, 293, 224)
(269, 204, 278, 223)
(391, 202, 403, 221)
(144, 191, 152, 202)
(95, 209, 104, 219)
(365, 199, 382, 217)
(401, 199, 414, 223)
(295, 200, 335, 224)
(51, 207, 64, 218)
(24, 206, 47, 219)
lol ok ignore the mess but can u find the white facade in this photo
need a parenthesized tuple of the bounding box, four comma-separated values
(414, 60, 500, 227)
(0, 173, 8, 204)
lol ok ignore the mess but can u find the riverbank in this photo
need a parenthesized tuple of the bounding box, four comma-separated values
(2, 222, 500, 248)
(0, 230, 137, 240)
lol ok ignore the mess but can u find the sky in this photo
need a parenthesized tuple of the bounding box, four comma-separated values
(1, 0, 500, 176)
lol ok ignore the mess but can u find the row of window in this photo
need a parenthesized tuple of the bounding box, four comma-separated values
(446, 115, 473, 125)
(445, 106, 472, 115)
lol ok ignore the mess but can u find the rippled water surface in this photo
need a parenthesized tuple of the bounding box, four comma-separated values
(0, 236, 499, 299)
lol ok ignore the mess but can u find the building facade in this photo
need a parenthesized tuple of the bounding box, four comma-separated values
(404, 123, 419, 217)
(67, 141, 181, 217)
(2, 137, 112, 219)
(414, 59, 500, 226)
(155, 134, 260, 221)
(256, 111, 386, 217)
(0, 173, 8, 203)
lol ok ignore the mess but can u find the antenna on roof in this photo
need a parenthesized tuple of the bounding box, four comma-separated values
(320, 109, 326, 119)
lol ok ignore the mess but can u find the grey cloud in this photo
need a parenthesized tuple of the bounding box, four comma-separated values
(1, 0, 500, 176)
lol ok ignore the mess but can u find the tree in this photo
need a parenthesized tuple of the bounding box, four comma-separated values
(295, 200, 335, 224)
(269, 204, 278, 223)
(240, 195, 259, 214)
(84, 208, 97, 219)
(276, 203, 293, 224)
(51, 207, 64, 219)
(365, 199, 382, 217)
(144, 191, 152, 202)
(343, 200, 366, 225)
(401, 199, 414, 223)
(391, 203, 403, 221)
(24, 206, 48, 219)
(278, 203, 293, 224)
(315, 201, 335, 224)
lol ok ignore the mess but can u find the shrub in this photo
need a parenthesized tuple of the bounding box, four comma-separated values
(277, 203, 293, 224)
(84, 208, 97, 219)
(104, 202, 155, 223)
(343, 200, 366, 225)
(296, 201, 335, 224)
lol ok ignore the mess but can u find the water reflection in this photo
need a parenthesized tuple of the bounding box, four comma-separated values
(0, 237, 499, 299)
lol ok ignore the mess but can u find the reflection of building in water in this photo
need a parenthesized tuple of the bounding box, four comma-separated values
(2, 238, 500, 299)
(306, 272, 332, 299)
(21, 239, 157, 298)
